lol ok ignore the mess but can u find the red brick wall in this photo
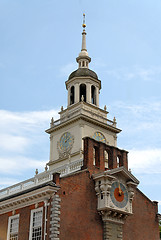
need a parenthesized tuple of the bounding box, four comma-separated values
(123, 188, 159, 240)
(0, 213, 8, 240)
(58, 170, 103, 240)
(0, 173, 159, 240)
(58, 169, 159, 240)
(18, 206, 30, 239)
(0, 202, 45, 240)
(83, 137, 128, 171)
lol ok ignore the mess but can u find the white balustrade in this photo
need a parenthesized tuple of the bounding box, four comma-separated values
(0, 159, 84, 200)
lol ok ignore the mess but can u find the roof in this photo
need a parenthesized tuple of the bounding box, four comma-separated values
(68, 68, 98, 80)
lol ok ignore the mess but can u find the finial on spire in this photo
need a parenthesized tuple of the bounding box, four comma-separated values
(82, 13, 86, 29)
(76, 13, 91, 68)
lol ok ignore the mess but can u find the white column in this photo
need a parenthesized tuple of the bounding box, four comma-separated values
(75, 83, 79, 103)
(68, 87, 70, 106)
(86, 83, 91, 104)
(96, 87, 99, 107)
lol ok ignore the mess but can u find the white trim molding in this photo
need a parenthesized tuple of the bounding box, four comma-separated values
(0, 185, 58, 215)
(29, 207, 43, 240)
(7, 214, 20, 240)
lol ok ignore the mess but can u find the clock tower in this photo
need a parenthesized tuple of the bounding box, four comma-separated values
(0, 14, 159, 240)
(46, 15, 121, 174)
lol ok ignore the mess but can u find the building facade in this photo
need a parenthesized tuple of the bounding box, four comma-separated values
(0, 16, 160, 240)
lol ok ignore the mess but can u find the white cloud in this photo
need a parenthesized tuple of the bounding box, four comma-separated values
(0, 134, 29, 152)
(110, 100, 161, 136)
(0, 156, 46, 174)
(107, 100, 161, 178)
(129, 148, 161, 174)
(0, 109, 59, 185)
(105, 65, 161, 82)
(0, 177, 21, 189)
(0, 110, 58, 136)
(0, 109, 59, 127)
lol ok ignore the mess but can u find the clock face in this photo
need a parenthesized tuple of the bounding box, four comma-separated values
(110, 181, 128, 208)
(59, 132, 73, 152)
(92, 132, 106, 143)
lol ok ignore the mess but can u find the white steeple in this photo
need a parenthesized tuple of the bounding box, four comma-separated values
(45, 14, 121, 174)
(76, 13, 91, 68)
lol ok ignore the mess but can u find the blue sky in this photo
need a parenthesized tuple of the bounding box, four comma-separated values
(1, 0, 161, 211)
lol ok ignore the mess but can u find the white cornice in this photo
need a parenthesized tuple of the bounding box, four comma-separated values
(46, 114, 121, 134)
(107, 167, 139, 185)
(0, 185, 58, 215)
(93, 167, 139, 185)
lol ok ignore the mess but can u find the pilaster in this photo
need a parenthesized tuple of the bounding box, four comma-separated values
(75, 83, 79, 103)
(86, 82, 91, 104)
(96, 87, 99, 107)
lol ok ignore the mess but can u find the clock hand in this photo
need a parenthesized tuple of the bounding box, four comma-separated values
(118, 182, 124, 196)
(118, 182, 122, 196)
(65, 137, 70, 143)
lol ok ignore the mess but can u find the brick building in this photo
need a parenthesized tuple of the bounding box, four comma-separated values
(0, 15, 160, 240)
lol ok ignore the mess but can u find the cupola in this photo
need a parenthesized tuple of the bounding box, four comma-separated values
(65, 14, 101, 107)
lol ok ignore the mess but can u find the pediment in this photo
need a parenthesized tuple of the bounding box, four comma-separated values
(107, 166, 139, 185)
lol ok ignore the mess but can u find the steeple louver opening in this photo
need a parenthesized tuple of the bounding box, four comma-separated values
(80, 84, 86, 102)
(91, 85, 96, 105)
(70, 86, 75, 105)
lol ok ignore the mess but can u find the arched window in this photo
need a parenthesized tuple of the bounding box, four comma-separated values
(91, 85, 96, 105)
(93, 146, 99, 167)
(70, 86, 75, 105)
(117, 156, 120, 168)
(104, 150, 109, 169)
(80, 84, 86, 102)
(93, 147, 96, 166)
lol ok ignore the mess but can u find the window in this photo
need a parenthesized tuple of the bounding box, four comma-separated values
(93, 146, 99, 167)
(91, 85, 96, 105)
(80, 84, 86, 102)
(29, 207, 43, 240)
(7, 214, 19, 240)
(70, 86, 75, 105)
(104, 150, 109, 169)
(117, 156, 120, 168)
(93, 147, 96, 166)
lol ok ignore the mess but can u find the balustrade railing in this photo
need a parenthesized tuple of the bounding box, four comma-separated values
(0, 159, 83, 200)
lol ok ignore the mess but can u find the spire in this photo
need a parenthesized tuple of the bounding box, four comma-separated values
(76, 13, 91, 69)
(82, 13, 87, 51)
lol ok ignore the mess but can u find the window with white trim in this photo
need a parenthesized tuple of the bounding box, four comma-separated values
(29, 207, 43, 240)
(7, 214, 19, 240)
